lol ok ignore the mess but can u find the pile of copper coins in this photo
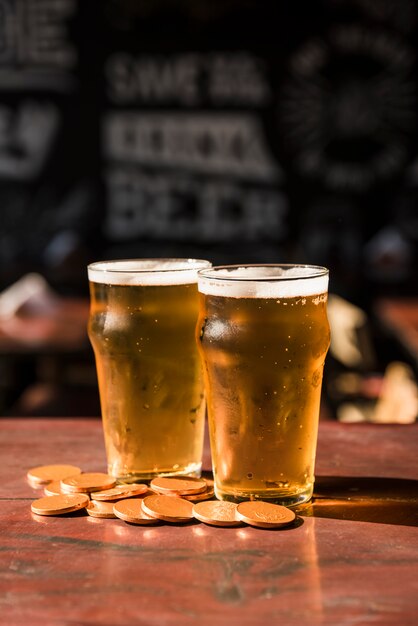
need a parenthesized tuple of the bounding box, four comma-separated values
(27, 464, 296, 529)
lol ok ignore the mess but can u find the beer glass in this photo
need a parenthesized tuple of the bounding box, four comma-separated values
(88, 258, 211, 481)
(196, 264, 330, 506)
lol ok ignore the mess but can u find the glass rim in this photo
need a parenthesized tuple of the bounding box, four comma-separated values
(197, 263, 329, 283)
(88, 258, 211, 274)
(88, 258, 212, 286)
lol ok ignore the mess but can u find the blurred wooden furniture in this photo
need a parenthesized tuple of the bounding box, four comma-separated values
(374, 298, 418, 368)
(0, 297, 89, 354)
(1, 418, 418, 624)
(0, 296, 100, 415)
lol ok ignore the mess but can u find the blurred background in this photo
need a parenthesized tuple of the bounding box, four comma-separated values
(0, 0, 417, 421)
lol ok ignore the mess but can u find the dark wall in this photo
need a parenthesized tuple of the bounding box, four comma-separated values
(1, 0, 417, 308)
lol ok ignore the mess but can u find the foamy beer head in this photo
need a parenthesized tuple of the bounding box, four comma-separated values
(196, 264, 330, 506)
(88, 258, 211, 481)
(88, 258, 211, 286)
(197, 264, 329, 298)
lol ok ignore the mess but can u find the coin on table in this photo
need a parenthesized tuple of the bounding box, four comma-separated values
(44, 480, 65, 496)
(87, 500, 117, 519)
(150, 476, 207, 496)
(90, 483, 148, 501)
(113, 498, 160, 525)
(182, 480, 215, 502)
(31, 493, 89, 516)
(193, 500, 241, 527)
(236, 501, 296, 528)
(27, 464, 82, 486)
(141, 494, 194, 523)
(61, 473, 116, 494)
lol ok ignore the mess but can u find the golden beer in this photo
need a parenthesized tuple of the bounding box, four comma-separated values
(88, 259, 211, 481)
(197, 265, 330, 505)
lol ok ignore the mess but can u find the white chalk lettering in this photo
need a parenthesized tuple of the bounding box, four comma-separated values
(0, 0, 76, 90)
(105, 52, 270, 106)
(104, 112, 279, 182)
(0, 100, 59, 179)
(105, 167, 287, 242)
(106, 53, 200, 105)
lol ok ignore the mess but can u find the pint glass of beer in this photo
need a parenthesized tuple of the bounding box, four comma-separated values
(88, 259, 211, 481)
(196, 265, 330, 506)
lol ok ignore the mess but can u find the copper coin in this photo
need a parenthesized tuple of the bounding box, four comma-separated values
(61, 473, 116, 493)
(87, 500, 117, 519)
(27, 464, 82, 486)
(113, 498, 160, 525)
(90, 483, 148, 501)
(141, 494, 194, 523)
(44, 480, 64, 496)
(236, 501, 296, 528)
(150, 476, 207, 496)
(27, 477, 47, 490)
(193, 500, 241, 527)
(182, 485, 215, 502)
(31, 493, 89, 516)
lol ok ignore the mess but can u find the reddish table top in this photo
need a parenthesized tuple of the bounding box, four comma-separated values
(1, 418, 418, 625)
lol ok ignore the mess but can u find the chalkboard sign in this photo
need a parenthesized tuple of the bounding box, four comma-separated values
(0, 0, 417, 302)
(98, 1, 290, 267)
(0, 0, 98, 293)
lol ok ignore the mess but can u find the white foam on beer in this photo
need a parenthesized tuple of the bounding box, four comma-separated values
(198, 266, 329, 298)
(88, 259, 211, 286)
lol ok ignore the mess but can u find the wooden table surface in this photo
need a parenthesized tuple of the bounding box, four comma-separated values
(1, 418, 418, 625)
